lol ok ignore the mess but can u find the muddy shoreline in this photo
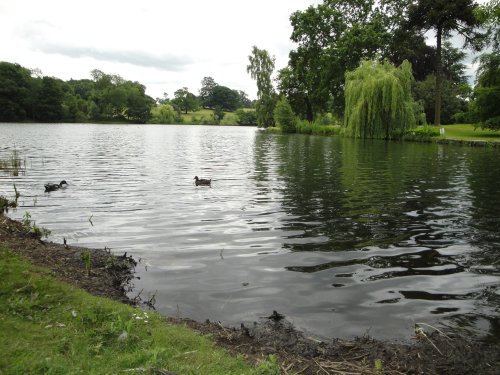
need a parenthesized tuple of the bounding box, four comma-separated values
(1, 214, 498, 374)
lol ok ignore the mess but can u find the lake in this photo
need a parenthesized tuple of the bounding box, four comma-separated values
(1, 123, 499, 342)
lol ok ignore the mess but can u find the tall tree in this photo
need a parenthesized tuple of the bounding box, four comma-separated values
(34, 77, 64, 122)
(171, 87, 199, 114)
(344, 60, 418, 139)
(473, 53, 500, 130)
(199, 76, 218, 108)
(283, 0, 391, 119)
(0, 62, 32, 121)
(247, 46, 277, 127)
(406, 0, 483, 126)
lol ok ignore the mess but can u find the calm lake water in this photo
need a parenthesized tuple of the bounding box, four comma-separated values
(1, 123, 499, 342)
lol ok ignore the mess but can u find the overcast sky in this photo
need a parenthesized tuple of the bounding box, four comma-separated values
(0, 0, 483, 101)
(0, 0, 322, 100)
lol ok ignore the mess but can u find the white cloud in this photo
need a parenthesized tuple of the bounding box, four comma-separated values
(0, 0, 319, 99)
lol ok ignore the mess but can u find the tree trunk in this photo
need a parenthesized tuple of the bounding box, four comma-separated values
(434, 26, 442, 126)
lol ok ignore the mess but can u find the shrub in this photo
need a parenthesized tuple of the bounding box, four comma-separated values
(273, 97, 297, 133)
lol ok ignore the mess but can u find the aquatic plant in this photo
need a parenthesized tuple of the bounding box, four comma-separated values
(343, 59, 420, 139)
(82, 250, 91, 276)
(21, 211, 51, 238)
(0, 149, 25, 176)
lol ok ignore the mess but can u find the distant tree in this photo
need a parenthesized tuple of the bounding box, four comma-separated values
(0, 62, 32, 121)
(156, 92, 170, 105)
(125, 82, 155, 123)
(34, 77, 64, 122)
(285, 0, 391, 119)
(344, 60, 419, 139)
(235, 109, 257, 126)
(274, 97, 297, 133)
(247, 46, 277, 127)
(171, 87, 199, 114)
(237, 90, 252, 108)
(151, 103, 177, 124)
(211, 85, 240, 111)
(413, 75, 469, 124)
(199, 76, 218, 108)
(406, 0, 484, 125)
(213, 106, 225, 124)
(473, 53, 500, 130)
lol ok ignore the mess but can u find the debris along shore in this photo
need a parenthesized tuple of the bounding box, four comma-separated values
(1, 215, 499, 374)
(0, 215, 136, 303)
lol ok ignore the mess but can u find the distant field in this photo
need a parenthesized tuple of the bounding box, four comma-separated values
(180, 108, 253, 125)
(442, 124, 500, 142)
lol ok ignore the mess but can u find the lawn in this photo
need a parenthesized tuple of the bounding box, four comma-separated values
(0, 247, 275, 375)
(442, 124, 500, 142)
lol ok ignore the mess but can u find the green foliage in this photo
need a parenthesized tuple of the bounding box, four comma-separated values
(171, 87, 199, 114)
(236, 109, 257, 126)
(344, 59, 419, 139)
(151, 103, 179, 124)
(213, 106, 225, 124)
(199, 76, 218, 108)
(413, 74, 468, 124)
(0, 248, 260, 374)
(473, 53, 500, 130)
(255, 354, 279, 375)
(273, 97, 297, 133)
(296, 120, 341, 136)
(21, 212, 51, 239)
(247, 46, 277, 127)
(474, 0, 500, 51)
(403, 125, 441, 140)
(406, 0, 484, 125)
(284, 0, 392, 118)
(82, 251, 91, 277)
(374, 358, 384, 373)
(0, 62, 33, 121)
(0, 63, 155, 123)
(211, 85, 241, 111)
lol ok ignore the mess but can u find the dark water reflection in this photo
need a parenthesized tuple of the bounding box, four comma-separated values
(1, 123, 499, 342)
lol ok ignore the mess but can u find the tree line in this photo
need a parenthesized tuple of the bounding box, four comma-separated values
(247, 0, 499, 136)
(0, 64, 255, 125)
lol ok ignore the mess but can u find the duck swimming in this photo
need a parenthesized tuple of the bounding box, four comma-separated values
(194, 176, 211, 186)
(45, 180, 68, 192)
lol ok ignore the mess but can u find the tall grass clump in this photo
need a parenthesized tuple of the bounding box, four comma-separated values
(296, 120, 341, 136)
(343, 59, 420, 139)
(0, 149, 25, 176)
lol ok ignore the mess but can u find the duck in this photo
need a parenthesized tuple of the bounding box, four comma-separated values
(45, 180, 68, 192)
(194, 176, 211, 186)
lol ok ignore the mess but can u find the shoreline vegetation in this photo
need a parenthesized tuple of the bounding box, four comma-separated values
(1, 215, 499, 374)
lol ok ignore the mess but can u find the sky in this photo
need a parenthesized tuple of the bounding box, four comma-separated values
(0, 0, 321, 100)
(0, 0, 484, 101)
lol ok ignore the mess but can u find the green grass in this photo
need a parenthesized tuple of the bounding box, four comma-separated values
(0, 247, 276, 374)
(441, 124, 500, 142)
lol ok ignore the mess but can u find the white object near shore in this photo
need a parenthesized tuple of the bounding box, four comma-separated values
(440, 127, 445, 135)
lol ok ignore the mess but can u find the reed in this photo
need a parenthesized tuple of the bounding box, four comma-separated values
(0, 149, 25, 176)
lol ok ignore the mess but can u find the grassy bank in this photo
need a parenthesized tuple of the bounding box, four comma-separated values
(0, 247, 274, 375)
(441, 124, 500, 142)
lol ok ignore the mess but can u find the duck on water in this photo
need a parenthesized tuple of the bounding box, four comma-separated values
(45, 180, 68, 192)
(194, 176, 211, 186)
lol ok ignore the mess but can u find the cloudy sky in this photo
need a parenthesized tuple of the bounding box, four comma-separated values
(0, 0, 483, 101)
(0, 0, 322, 100)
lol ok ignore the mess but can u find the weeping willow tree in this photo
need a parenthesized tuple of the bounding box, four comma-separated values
(343, 59, 418, 139)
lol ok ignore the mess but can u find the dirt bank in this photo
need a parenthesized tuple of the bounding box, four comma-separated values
(1, 214, 498, 374)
